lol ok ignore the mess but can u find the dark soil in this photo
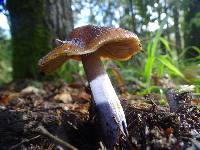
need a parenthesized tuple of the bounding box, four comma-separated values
(0, 80, 199, 150)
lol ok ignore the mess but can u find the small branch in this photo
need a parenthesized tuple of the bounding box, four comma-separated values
(10, 135, 41, 150)
(55, 39, 65, 44)
(33, 106, 62, 112)
(36, 125, 78, 150)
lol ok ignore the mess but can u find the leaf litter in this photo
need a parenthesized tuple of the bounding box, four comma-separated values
(0, 79, 199, 150)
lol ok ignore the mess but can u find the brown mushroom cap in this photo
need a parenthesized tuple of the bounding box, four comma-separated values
(38, 25, 142, 73)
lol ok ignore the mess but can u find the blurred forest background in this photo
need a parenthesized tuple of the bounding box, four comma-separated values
(0, 0, 199, 94)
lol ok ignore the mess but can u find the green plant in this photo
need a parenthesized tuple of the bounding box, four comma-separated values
(54, 60, 84, 82)
(144, 18, 167, 86)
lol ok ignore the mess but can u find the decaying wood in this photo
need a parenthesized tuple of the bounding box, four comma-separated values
(166, 88, 192, 112)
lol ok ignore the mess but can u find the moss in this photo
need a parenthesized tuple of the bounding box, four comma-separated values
(7, 0, 53, 79)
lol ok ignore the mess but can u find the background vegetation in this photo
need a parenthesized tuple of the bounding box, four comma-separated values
(0, 0, 199, 94)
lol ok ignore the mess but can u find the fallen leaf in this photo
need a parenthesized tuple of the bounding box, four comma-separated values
(165, 127, 173, 137)
(0, 95, 9, 106)
(78, 92, 91, 101)
(21, 86, 44, 95)
(54, 92, 72, 104)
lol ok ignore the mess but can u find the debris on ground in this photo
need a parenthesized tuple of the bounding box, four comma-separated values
(0, 80, 199, 150)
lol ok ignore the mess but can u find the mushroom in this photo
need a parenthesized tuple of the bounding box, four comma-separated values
(38, 25, 141, 148)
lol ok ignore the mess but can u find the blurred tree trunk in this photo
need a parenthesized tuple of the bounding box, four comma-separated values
(156, 0, 161, 23)
(164, 0, 170, 42)
(184, 0, 200, 58)
(173, 2, 181, 50)
(7, 0, 73, 79)
(120, 0, 136, 33)
(45, 0, 74, 46)
(128, 0, 136, 33)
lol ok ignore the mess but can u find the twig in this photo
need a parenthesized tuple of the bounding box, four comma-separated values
(33, 106, 62, 112)
(36, 125, 78, 150)
(55, 39, 65, 44)
(10, 135, 41, 150)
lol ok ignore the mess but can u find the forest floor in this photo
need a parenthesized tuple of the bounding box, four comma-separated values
(0, 79, 200, 150)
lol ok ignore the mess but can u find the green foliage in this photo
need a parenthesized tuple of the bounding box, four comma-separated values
(157, 55, 184, 78)
(108, 17, 199, 94)
(142, 37, 199, 94)
(54, 60, 84, 82)
(144, 18, 167, 86)
(159, 99, 168, 106)
(1, 0, 199, 97)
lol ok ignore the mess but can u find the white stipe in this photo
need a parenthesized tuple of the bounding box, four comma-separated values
(90, 73, 127, 144)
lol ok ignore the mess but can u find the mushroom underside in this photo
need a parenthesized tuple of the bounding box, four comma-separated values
(38, 39, 140, 74)
(98, 39, 140, 60)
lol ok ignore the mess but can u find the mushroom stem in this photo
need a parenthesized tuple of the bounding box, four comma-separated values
(81, 52, 127, 148)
